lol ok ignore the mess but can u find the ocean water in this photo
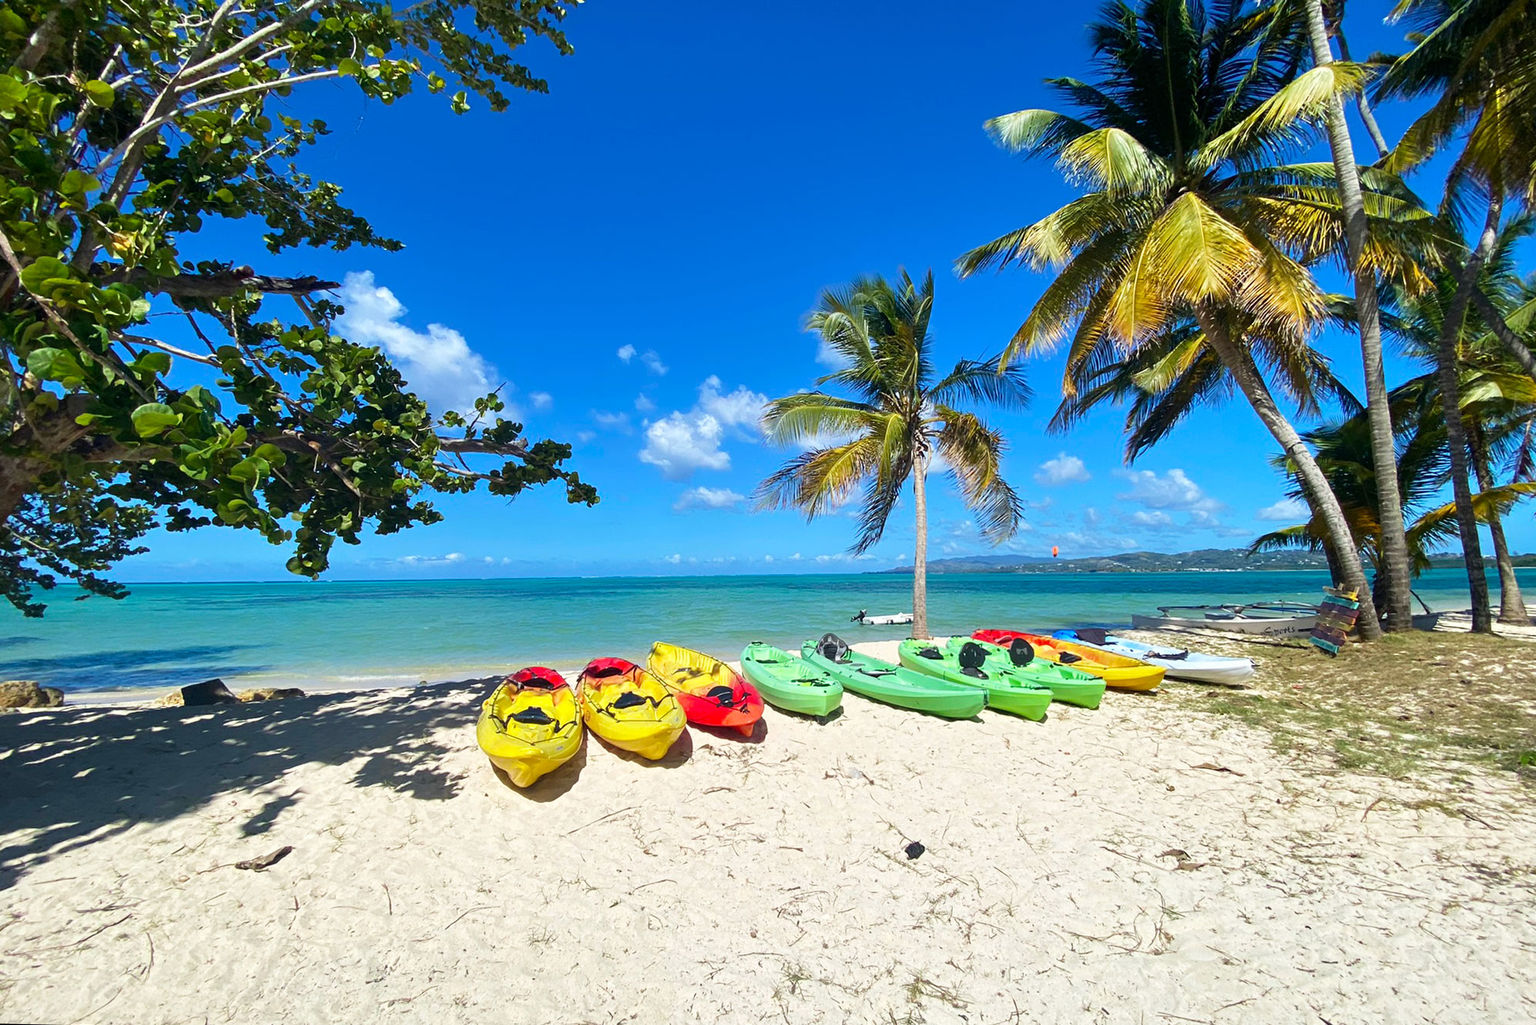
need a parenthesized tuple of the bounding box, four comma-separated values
(0, 568, 1521, 695)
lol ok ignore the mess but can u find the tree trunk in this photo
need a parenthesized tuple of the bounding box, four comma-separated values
(911, 454, 929, 640)
(1470, 424, 1528, 624)
(1470, 289, 1536, 379)
(1304, 0, 1414, 632)
(1328, 16, 1391, 159)
(1198, 310, 1382, 638)
(1437, 198, 1504, 633)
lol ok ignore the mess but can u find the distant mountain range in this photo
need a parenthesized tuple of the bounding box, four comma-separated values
(879, 547, 1535, 574)
(878, 548, 1333, 574)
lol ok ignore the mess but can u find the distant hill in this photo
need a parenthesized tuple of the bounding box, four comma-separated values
(878, 548, 1332, 574)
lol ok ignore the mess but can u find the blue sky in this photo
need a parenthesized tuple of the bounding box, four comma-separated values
(120, 1, 1535, 581)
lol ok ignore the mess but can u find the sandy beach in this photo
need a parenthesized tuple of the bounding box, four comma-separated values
(2, 637, 1534, 1024)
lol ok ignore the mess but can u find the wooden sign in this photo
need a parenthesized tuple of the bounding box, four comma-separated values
(1310, 589, 1361, 655)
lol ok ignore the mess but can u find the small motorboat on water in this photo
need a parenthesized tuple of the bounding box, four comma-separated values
(850, 609, 914, 626)
(1130, 601, 1318, 636)
(1053, 629, 1254, 686)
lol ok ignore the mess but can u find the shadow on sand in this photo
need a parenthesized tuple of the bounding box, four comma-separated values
(0, 676, 500, 892)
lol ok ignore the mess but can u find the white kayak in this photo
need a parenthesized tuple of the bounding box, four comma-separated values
(851, 610, 913, 626)
(1053, 629, 1254, 686)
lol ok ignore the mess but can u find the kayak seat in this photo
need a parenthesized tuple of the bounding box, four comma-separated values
(510, 706, 557, 726)
(1007, 639, 1035, 667)
(917, 646, 942, 659)
(612, 691, 653, 710)
(1058, 651, 1082, 664)
(857, 668, 896, 678)
(961, 666, 987, 679)
(818, 633, 852, 663)
(957, 642, 990, 673)
(705, 684, 737, 705)
(1147, 649, 1189, 660)
(1073, 628, 1110, 645)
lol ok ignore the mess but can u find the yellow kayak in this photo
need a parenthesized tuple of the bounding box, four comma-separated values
(476, 667, 583, 787)
(647, 641, 764, 736)
(577, 657, 687, 759)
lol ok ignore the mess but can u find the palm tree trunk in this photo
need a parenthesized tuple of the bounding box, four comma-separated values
(1304, 0, 1415, 633)
(1436, 198, 1505, 632)
(1198, 310, 1382, 639)
(1470, 423, 1528, 624)
(1327, 11, 1391, 159)
(911, 455, 929, 639)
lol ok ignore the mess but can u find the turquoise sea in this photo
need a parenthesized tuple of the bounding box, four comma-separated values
(1, 568, 1522, 696)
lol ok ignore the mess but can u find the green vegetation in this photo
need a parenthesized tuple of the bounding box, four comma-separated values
(0, 0, 594, 615)
(757, 271, 1030, 638)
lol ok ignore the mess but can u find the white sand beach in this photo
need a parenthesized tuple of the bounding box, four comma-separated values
(2, 638, 1534, 1024)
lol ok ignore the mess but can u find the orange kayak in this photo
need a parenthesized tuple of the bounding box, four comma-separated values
(972, 629, 1163, 691)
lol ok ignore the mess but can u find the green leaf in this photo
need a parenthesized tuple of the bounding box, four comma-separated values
(83, 80, 115, 107)
(26, 347, 85, 383)
(338, 57, 362, 78)
(130, 402, 182, 438)
(134, 351, 172, 376)
(18, 256, 71, 293)
(450, 91, 469, 115)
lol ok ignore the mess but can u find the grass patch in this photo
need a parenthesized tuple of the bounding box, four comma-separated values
(1157, 630, 1536, 783)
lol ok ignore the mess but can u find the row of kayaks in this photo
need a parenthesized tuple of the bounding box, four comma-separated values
(477, 629, 1255, 787)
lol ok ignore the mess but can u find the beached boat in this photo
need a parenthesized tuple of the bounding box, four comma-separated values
(1129, 602, 1318, 636)
(897, 638, 1052, 720)
(954, 636, 1106, 708)
(576, 657, 687, 759)
(739, 642, 843, 717)
(851, 610, 914, 626)
(801, 634, 985, 719)
(647, 641, 764, 736)
(1052, 629, 1254, 686)
(972, 630, 1164, 691)
(475, 667, 584, 787)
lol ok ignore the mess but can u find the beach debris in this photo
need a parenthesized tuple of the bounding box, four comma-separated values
(161, 679, 240, 707)
(1190, 762, 1244, 776)
(237, 687, 307, 702)
(0, 680, 64, 709)
(904, 841, 925, 860)
(234, 846, 293, 871)
(1158, 848, 1208, 871)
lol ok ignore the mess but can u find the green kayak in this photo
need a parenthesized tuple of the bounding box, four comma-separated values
(740, 642, 844, 717)
(898, 639, 1053, 720)
(800, 634, 985, 719)
(953, 636, 1105, 709)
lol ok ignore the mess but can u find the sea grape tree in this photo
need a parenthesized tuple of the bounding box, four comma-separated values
(0, 0, 596, 615)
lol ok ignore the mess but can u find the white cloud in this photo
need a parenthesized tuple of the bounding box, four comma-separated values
(1035, 452, 1091, 486)
(789, 552, 801, 561)
(337, 271, 498, 414)
(1116, 468, 1223, 514)
(617, 344, 637, 363)
(673, 486, 746, 511)
(697, 375, 768, 433)
(763, 554, 774, 563)
(1130, 510, 1174, 527)
(663, 553, 682, 564)
(635, 394, 656, 413)
(816, 338, 850, 369)
(641, 412, 729, 479)
(592, 411, 633, 434)
(1083, 506, 1100, 525)
(1256, 497, 1308, 522)
(641, 350, 668, 375)
(639, 377, 768, 480)
(529, 391, 553, 411)
(396, 552, 467, 567)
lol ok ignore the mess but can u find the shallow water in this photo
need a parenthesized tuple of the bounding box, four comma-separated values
(0, 567, 1520, 694)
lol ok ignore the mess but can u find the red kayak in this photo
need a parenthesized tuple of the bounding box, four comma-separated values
(646, 641, 764, 736)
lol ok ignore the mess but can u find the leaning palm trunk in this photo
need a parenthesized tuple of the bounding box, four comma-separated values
(1199, 313, 1382, 638)
(1470, 424, 1529, 624)
(1304, 0, 1415, 631)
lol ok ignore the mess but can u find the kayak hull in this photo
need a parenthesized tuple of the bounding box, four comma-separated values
(577, 658, 688, 759)
(801, 640, 985, 719)
(648, 642, 765, 736)
(1129, 613, 1315, 636)
(476, 668, 584, 787)
(740, 642, 843, 717)
(1052, 630, 1254, 686)
(897, 640, 1052, 720)
(973, 630, 1164, 692)
(952, 637, 1106, 709)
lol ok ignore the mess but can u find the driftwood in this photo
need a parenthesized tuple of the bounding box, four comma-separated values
(234, 846, 293, 871)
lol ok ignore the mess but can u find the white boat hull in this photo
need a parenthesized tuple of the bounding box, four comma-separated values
(1058, 631, 1255, 685)
(1130, 613, 1316, 637)
(857, 613, 913, 626)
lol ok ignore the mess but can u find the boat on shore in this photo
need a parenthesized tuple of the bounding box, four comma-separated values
(1130, 601, 1318, 636)
(802, 634, 984, 718)
(1053, 629, 1254, 686)
(851, 610, 913, 626)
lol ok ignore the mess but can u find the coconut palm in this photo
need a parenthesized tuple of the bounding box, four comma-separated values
(1299, 0, 1418, 632)
(756, 270, 1029, 639)
(957, 0, 1433, 638)
(1250, 408, 1536, 597)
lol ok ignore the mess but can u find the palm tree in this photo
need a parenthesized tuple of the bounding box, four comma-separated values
(756, 270, 1029, 639)
(1300, 0, 1418, 632)
(957, 0, 1431, 638)
(1251, 409, 1536, 598)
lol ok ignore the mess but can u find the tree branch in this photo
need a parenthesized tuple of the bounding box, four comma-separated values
(97, 266, 340, 299)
